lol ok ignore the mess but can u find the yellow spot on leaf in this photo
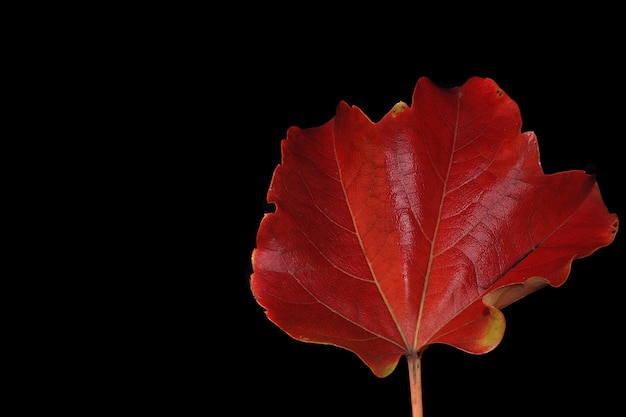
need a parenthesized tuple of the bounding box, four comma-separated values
(391, 101, 408, 117)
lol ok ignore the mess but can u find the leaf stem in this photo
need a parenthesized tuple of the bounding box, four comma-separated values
(407, 353, 423, 417)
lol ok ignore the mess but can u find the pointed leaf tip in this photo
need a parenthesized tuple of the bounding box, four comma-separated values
(391, 101, 408, 117)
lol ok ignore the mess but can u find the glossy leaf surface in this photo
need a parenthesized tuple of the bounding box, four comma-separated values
(250, 77, 618, 378)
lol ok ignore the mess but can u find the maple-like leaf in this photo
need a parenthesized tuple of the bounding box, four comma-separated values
(250, 76, 618, 415)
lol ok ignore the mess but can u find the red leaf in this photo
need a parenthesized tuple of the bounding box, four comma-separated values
(250, 77, 618, 378)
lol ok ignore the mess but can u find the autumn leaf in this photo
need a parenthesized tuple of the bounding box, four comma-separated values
(250, 76, 618, 416)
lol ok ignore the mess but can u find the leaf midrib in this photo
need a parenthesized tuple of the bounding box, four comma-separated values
(412, 92, 462, 352)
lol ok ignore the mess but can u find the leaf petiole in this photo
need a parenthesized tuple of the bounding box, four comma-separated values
(408, 353, 423, 417)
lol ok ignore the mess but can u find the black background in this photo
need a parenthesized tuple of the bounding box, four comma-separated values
(15, 7, 624, 417)
(138, 10, 624, 417)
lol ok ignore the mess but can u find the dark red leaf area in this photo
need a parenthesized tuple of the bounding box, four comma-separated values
(251, 77, 618, 377)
